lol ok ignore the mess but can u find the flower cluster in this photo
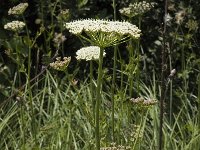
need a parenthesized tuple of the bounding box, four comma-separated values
(119, 1, 156, 18)
(130, 97, 157, 106)
(101, 143, 131, 150)
(8, 3, 28, 15)
(50, 57, 71, 71)
(53, 32, 66, 47)
(65, 19, 141, 47)
(65, 19, 141, 38)
(76, 46, 106, 61)
(4, 21, 25, 32)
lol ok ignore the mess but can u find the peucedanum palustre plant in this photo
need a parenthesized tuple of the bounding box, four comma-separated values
(64, 18, 141, 149)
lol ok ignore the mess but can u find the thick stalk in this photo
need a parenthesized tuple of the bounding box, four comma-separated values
(95, 47, 104, 150)
(90, 60, 95, 122)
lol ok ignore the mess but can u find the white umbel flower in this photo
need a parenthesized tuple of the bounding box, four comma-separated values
(119, 1, 155, 17)
(8, 3, 28, 15)
(65, 19, 141, 48)
(65, 19, 141, 39)
(76, 46, 106, 61)
(4, 21, 25, 32)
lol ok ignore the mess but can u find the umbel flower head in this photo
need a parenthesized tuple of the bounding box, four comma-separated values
(4, 21, 25, 32)
(119, 1, 156, 18)
(50, 57, 71, 71)
(8, 3, 28, 15)
(64, 19, 141, 48)
(76, 46, 106, 61)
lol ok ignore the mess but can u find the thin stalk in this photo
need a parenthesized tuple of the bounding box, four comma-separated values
(14, 34, 21, 87)
(136, 16, 141, 95)
(198, 74, 200, 128)
(159, 0, 168, 149)
(22, 14, 37, 142)
(95, 47, 104, 150)
(168, 48, 173, 125)
(111, 0, 117, 142)
(20, 104, 25, 150)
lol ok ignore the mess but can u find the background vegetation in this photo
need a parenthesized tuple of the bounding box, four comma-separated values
(0, 0, 199, 149)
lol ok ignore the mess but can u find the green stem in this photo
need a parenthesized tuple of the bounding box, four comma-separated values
(136, 16, 141, 95)
(95, 47, 104, 150)
(15, 34, 21, 86)
(198, 74, 200, 128)
(90, 60, 95, 123)
(111, 46, 117, 141)
(22, 15, 37, 143)
(111, 0, 117, 142)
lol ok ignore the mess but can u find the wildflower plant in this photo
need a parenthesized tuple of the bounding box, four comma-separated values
(65, 18, 140, 149)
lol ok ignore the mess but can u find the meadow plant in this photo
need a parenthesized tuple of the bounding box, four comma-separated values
(65, 18, 140, 149)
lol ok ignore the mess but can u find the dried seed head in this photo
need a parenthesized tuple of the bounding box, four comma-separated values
(50, 56, 71, 71)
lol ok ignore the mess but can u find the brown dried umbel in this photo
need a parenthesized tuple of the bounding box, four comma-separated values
(101, 142, 131, 150)
(50, 57, 71, 71)
(130, 97, 157, 107)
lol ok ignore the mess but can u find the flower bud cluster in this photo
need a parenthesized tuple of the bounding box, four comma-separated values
(65, 19, 141, 39)
(8, 3, 28, 15)
(76, 46, 106, 61)
(119, 1, 156, 18)
(4, 21, 25, 32)
(50, 57, 71, 71)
